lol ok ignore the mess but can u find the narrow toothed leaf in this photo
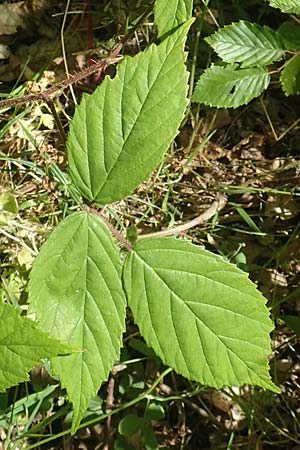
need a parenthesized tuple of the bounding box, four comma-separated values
(280, 56, 300, 95)
(193, 65, 270, 108)
(206, 21, 285, 67)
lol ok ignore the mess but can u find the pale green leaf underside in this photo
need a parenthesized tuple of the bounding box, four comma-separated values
(268, 0, 300, 13)
(192, 65, 270, 108)
(206, 21, 285, 67)
(28, 212, 126, 432)
(154, 0, 193, 38)
(123, 238, 279, 392)
(67, 21, 193, 205)
(0, 302, 70, 391)
(280, 56, 300, 95)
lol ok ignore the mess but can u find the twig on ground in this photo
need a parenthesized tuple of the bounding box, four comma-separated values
(138, 193, 227, 239)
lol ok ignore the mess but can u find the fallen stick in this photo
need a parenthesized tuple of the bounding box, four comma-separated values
(138, 193, 227, 239)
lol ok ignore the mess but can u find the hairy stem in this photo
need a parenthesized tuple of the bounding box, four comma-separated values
(83, 205, 134, 252)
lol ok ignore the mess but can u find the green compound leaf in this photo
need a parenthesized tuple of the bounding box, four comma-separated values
(67, 20, 193, 205)
(154, 0, 193, 38)
(123, 238, 279, 392)
(267, 0, 300, 13)
(0, 302, 70, 391)
(206, 21, 285, 68)
(280, 56, 300, 95)
(192, 65, 270, 108)
(28, 212, 126, 433)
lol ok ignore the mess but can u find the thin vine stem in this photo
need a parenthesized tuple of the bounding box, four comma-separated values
(25, 367, 173, 449)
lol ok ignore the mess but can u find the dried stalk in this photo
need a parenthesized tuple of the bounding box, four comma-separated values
(138, 194, 227, 239)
